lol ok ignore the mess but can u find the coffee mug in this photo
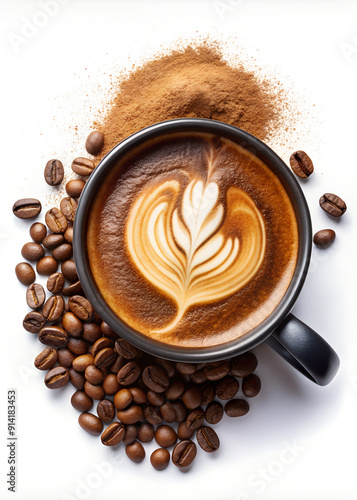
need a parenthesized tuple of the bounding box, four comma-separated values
(73, 118, 340, 386)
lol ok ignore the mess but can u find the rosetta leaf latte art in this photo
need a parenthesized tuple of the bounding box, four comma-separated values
(126, 178, 266, 333)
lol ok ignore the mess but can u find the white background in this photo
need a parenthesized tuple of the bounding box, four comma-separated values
(1, 1, 357, 499)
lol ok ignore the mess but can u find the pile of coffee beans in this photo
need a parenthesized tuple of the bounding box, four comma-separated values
(13, 130, 261, 471)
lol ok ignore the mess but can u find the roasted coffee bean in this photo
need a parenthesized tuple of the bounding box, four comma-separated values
(142, 365, 169, 393)
(176, 362, 197, 375)
(101, 422, 125, 446)
(45, 366, 69, 389)
(160, 402, 176, 423)
(62, 281, 82, 296)
(129, 387, 147, 405)
(39, 325, 68, 348)
(26, 283, 45, 309)
(84, 381, 105, 400)
(15, 262, 35, 286)
(182, 385, 202, 409)
(37, 256, 58, 276)
(143, 405, 163, 425)
(42, 233, 64, 250)
(85, 364, 105, 385)
(64, 226, 73, 244)
(23, 311, 46, 333)
(97, 399, 115, 422)
(319, 193, 347, 217)
(225, 399, 250, 417)
(61, 259, 78, 282)
(154, 358, 176, 378)
(172, 400, 187, 423)
(172, 440, 197, 468)
(230, 352, 258, 378)
(205, 401, 223, 425)
(69, 368, 85, 390)
(94, 347, 116, 369)
(123, 425, 138, 445)
(165, 376, 185, 400)
(67, 337, 88, 356)
(60, 197, 78, 223)
(92, 337, 113, 357)
(13, 198, 41, 219)
(204, 360, 230, 380)
(62, 311, 83, 337)
(147, 390, 165, 406)
(177, 422, 194, 440)
(30, 222, 47, 243)
(138, 422, 155, 443)
(126, 441, 145, 463)
(78, 412, 103, 436)
(52, 243, 73, 261)
(155, 425, 177, 448)
(190, 368, 207, 384)
(117, 405, 143, 424)
(45, 207, 68, 233)
(71, 391, 93, 412)
(289, 150, 314, 178)
(72, 157, 95, 176)
(150, 448, 170, 471)
(34, 347, 57, 370)
(103, 374, 121, 395)
(21, 242, 45, 261)
(72, 354, 94, 372)
(68, 295, 93, 321)
(82, 322, 101, 343)
(57, 348, 76, 368)
(42, 294, 64, 322)
(114, 338, 138, 359)
(100, 321, 118, 340)
(313, 229, 336, 248)
(44, 159, 64, 186)
(66, 179, 85, 198)
(215, 375, 239, 400)
(46, 272, 64, 294)
(85, 130, 104, 156)
(111, 357, 126, 375)
(117, 361, 141, 385)
(197, 426, 220, 453)
(242, 374, 261, 397)
(185, 408, 204, 430)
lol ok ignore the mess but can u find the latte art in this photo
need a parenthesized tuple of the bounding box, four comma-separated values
(127, 178, 266, 332)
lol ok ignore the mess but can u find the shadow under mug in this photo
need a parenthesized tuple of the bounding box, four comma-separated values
(73, 118, 340, 386)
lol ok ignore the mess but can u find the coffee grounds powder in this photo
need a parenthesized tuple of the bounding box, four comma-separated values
(94, 43, 284, 160)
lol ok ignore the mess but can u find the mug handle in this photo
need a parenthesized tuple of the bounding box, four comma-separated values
(265, 314, 340, 386)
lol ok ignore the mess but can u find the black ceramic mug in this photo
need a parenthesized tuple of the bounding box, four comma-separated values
(73, 118, 340, 386)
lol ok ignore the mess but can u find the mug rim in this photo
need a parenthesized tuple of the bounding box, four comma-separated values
(73, 118, 312, 362)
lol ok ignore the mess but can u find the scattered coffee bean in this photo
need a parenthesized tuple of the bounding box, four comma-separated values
(154, 358, 176, 378)
(69, 368, 85, 390)
(57, 348, 76, 368)
(66, 179, 85, 198)
(230, 352, 258, 377)
(39, 325, 68, 348)
(138, 422, 155, 443)
(84, 381, 105, 400)
(114, 338, 138, 359)
(177, 422, 195, 440)
(165, 376, 185, 400)
(72, 157, 95, 176)
(190, 368, 207, 384)
(21, 242, 45, 261)
(176, 362, 197, 375)
(52, 243, 73, 261)
(71, 391, 93, 412)
(26, 283, 46, 309)
(72, 354, 94, 372)
(36, 256, 58, 276)
(13, 198, 41, 219)
(313, 229, 336, 248)
(62, 312, 83, 337)
(47, 272, 65, 294)
(197, 426, 220, 453)
(150, 448, 170, 471)
(61, 281, 82, 296)
(42, 294, 65, 322)
(319, 193, 347, 217)
(100, 321, 118, 340)
(92, 337, 113, 357)
(85, 364, 105, 385)
(78, 413, 103, 436)
(67, 338, 89, 356)
(101, 422, 125, 446)
(68, 295, 93, 321)
(200, 381, 216, 405)
(97, 399, 115, 422)
(29, 222, 47, 243)
(123, 425, 138, 445)
(242, 374, 261, 397)
(143, 405, 163, 425)
(103, 374, 121, 395)
(142, 365, 169, 393)
(205, 401, 224, 425)
(155, 425, 177, 448)
(117, 405, 143, 424)
(126, 441, 145, 463)
(64, 226, 73, 244)
(117, 361, 141, 385)
(85, 130, 104, 156)
(61, 259, 78, 282)
(45, 366, 69, 389)
(147, 390, 165, 406)
(186, 408, 204, 430)
(34, 347, 58, 370)
(129, 387, 147, 405)
(289, 150, 314, 178)
(172, 401, 187, 423)
(82, 322, 101, 343)
(94, 347, 116, 369)
(42, 233, 64, 250)
(182, 385, 202, 409)
(60, 197, 78, 223)
(224, 399, 250, 417)
(172, 440, 197, 468)
(159, 402, 175, 423)
(215, 375, 239, 400)
(45, 207, 68, 233)
(15, 262, 35, 286)
(204, 360, 230, 380)
(44, 159, 64, 186)
(23, 311, 46, 333)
